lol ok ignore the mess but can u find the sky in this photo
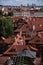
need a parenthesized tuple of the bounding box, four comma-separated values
(0, 0, 43, 6)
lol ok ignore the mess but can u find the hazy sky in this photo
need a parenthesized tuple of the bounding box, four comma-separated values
(0, 0, 43, 6)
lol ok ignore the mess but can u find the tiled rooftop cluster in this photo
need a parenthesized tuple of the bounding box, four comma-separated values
(0, 6, 43, 65)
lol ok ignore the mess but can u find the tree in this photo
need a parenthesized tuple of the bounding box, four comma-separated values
(0, 17, 14, 38)
(8, 11, 13, 16)
(0, 10, 2, 16)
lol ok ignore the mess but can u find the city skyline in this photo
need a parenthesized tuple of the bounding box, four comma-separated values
(0, 0, 43, 6)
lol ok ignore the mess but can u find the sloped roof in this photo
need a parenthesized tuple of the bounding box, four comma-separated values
(0, 56, 9, 65)
(29, 32, 43, 45)
(1, 35, 15, 44)
(15, 24, 29, 32)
